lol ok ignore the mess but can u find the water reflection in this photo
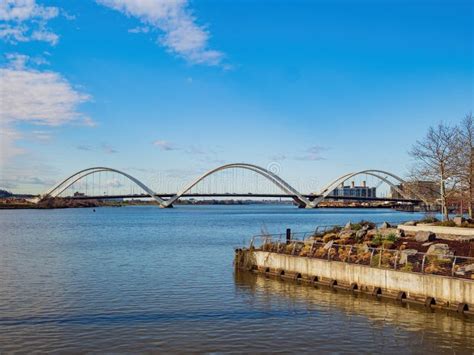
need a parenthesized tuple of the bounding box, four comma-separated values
(234, 271, 474, 352)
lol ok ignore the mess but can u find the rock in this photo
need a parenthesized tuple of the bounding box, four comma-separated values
(464, 264, 474, 272)
(422, 242, 433, 247)
(344, 222, 352, 230)
(362, 224, 370, 231)
(455, 263, 474, 275)
(426, 243, 452, 257)
(380, 222, 391, 229)
(323, 240, 334, 250)
(396, 229, 405, 238)
(355, 229, 367, 241)
(404, 221, 417, 226)
(322, 233, 338, 243)
(338, 232, 355, 243)
(453, 216, 465, 226)
(400, 249, 418, 264)
(415, 231, 436, 243)
(338, 230, 355, 238)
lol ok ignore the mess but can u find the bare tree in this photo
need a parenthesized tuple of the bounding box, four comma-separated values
(456, 112, 474, 218)
(409, 123, 460, 220)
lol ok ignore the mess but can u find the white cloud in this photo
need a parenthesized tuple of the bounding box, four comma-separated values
(0, 54, 93, 165)
(30, 28, 59, 45)
(0, 0, 59, 45)
(0, 56, 91, 126)
(97, 0, 224, 65)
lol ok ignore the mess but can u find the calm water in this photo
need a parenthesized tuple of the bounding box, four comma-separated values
(1, 205, 473, 353)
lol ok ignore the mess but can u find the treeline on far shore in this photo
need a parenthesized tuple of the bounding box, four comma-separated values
(0, 196, 407, 210)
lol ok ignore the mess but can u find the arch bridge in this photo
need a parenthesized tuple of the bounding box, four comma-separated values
(34, 163, 429, 208)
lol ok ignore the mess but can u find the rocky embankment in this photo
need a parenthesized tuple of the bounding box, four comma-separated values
(260, 220, 474, 279)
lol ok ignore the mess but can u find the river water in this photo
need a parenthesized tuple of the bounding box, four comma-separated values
(0, 205, 473, 352)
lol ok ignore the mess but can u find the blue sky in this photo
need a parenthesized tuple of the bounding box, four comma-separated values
(0, 0, 472, 194)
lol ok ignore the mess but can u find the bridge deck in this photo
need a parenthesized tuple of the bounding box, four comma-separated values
(64, 193, 421, 203)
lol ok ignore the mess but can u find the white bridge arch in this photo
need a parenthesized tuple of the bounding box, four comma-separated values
(162, 163, 314, 208)
(314, 169, 429, 205)
(36, 164, 427, 208)
(36, 167, 165, 205)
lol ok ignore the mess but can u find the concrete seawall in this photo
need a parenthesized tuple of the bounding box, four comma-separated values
(239, 250, 474, 311)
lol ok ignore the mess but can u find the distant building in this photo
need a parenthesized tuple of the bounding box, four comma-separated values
(328, 181, 376, 199)
(390, 181, 439, 202)
(73, 191, 85, 197)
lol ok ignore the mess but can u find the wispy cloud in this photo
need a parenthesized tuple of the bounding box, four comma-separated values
(30, 130, 52, 142)
(128, 25, 149, 34)
(294, 145, 328, 161)
(153, 140, 178, 151)
(106, 177, 124, 188)
(269, 154, 287, 161)
(0, 0, 60, 45)
(0, 163, 58, 191)
(0, 126, 24, 164)
(75, 143, 117, 154)
(96, 0, 224, 66)
(101, 143, 118, 154)
(76, 144, 93, 151)
(185, 145, 205, 155)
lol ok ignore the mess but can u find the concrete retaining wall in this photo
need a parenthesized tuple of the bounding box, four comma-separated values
(399, 225, 474, 239)
(251, 251, 474, 307)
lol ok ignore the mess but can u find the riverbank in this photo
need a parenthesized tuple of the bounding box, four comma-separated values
(0, 197, 418, 210)
(0, 198, 118, 209)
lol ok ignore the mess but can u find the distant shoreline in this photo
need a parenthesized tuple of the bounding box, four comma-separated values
(0, 198, 403, 210)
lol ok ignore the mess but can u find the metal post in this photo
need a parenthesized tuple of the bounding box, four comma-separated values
(286, 228, 291, 244)
(370, 249, 375, 265)
(451, 256, 457, 277)
(310, 240, 316, 256)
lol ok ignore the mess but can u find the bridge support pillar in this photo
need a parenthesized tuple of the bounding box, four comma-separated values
(159, 204, 174, 208)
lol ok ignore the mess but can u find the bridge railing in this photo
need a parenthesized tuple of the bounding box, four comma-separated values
(248, 232, 474, 280)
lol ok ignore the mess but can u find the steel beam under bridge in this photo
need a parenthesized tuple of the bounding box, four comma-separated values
(65, 193, 421, 204)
